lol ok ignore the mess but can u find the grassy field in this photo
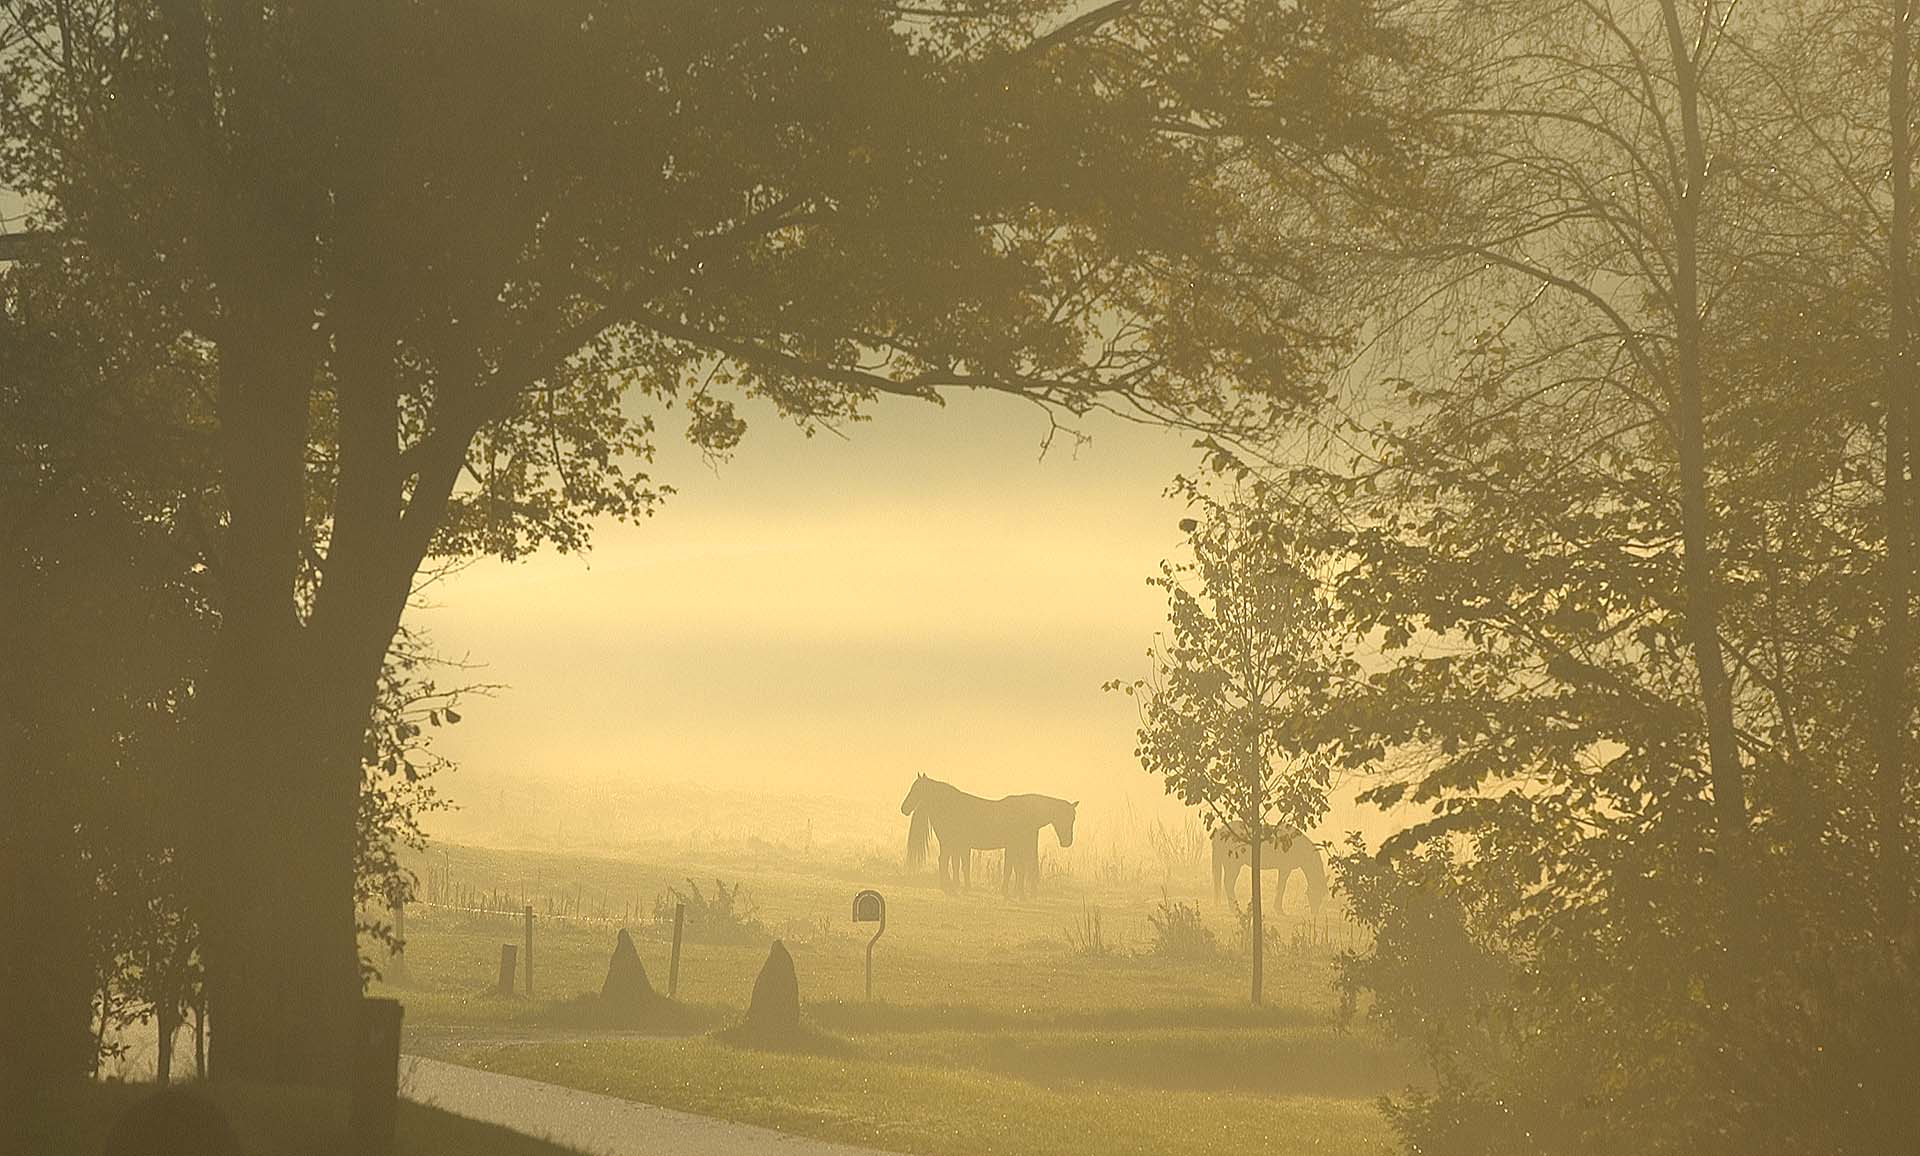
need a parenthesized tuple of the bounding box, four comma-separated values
(376, 833, 1416, 1156)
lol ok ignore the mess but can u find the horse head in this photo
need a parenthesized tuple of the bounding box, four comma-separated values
(1053, 799, 1079, 847)
(900, 772, 929, 816)
(1302, 838, 1331, 913)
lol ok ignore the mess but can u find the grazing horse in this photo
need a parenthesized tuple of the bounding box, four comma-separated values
(901, 775, 1077, 897)
(1210, 822, 1329, 915)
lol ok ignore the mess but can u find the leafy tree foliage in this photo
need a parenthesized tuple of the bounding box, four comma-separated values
(1112, 485, 1342, 1003)
(1201, 1, 1920, 1151)
(2, 0, 1417, 1083)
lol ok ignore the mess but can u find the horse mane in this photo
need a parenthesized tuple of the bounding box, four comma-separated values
(906, 808, 931, 869)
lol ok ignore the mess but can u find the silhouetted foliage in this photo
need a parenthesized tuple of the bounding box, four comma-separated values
(1, 248, 215, 1133)
(655, 877, 768, 946)
(1213, 1, 1920, 1151)
(0, 0, 1420, 1081)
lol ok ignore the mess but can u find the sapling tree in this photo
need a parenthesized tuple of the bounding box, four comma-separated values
(1110, 484, 1342, 1004)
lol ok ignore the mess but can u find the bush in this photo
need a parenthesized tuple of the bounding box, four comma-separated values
(1145, 893, 1216, 959)
(653, 877, 767, 946)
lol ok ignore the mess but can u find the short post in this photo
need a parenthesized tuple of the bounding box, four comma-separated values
(852, 890, 887, 1001)
(668, 902, 686, 998)
(349, 997, 405, 1156)
(496, 943, 518, 996)
(389, 898, 408, 983)
(523, 905, 534, 996)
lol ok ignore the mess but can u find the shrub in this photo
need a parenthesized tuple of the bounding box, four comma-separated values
(653, 877, 767, 945)
(1145, 893, 1216, 959)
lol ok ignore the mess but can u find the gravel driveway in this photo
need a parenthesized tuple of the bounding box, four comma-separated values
(400, 1055, 901, 1156)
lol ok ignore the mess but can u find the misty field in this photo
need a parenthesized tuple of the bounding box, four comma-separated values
(374, 834, 1415, 1156)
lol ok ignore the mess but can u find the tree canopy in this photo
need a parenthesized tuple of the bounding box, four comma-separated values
(1210, 1, 1920, 1150)
(1, 0, 1421, 1085)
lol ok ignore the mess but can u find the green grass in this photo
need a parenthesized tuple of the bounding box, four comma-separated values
(377, 839, 1412, 1156)
(431, 1036, 1395, 1156)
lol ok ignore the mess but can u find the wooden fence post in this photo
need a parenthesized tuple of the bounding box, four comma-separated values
(389, 899, 408, 983)
(668, 902, 686, 999)
(523, 905, 534, 996)
(497, 944, 518, 996)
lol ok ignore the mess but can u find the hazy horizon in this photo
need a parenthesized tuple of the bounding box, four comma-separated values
(408, 389, 1408, 854)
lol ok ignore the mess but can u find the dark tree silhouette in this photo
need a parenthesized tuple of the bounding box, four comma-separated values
(1, 1, 1414, 1084)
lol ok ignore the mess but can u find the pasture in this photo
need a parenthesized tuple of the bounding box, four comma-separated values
(376, 819, 1416, 1156)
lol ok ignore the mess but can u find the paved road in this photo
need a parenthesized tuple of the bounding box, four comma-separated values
(401, 1055, 900, 1156)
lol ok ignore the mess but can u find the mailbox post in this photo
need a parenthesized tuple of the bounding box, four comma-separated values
(852, 889, 886, 1001)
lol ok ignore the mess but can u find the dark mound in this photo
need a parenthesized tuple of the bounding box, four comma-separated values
(538, 928, 686, 1029)
(716, 939, 854, 1053)
(601, 928, 662, 1015)
(102, 1088, 242, 1156)
(743, 940, 801, 1033)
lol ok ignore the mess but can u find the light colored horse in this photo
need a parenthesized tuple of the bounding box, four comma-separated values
(901, 774, 1076, 897)
(1210, 822, 1329, 914)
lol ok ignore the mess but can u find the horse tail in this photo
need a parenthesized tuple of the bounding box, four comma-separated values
(906, 809, 931, 870)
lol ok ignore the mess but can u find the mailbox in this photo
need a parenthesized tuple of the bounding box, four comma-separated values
(852, 889, 887, 1000)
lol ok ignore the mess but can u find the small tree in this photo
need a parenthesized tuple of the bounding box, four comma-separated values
(1111, 484, 1341, 1004)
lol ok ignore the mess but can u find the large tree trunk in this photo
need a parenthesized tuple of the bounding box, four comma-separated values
(200, 688, 365, 1087)
(195, 313, 365, 1087)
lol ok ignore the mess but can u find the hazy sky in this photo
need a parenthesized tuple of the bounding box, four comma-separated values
(412, 391, 1205, 817)
(409, 387, 1411, 849)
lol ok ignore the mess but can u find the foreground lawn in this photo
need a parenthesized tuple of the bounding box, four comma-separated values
(382, 839, 1413, 1156)
(418, 1033, 1399, 1156)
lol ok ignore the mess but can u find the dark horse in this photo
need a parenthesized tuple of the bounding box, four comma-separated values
(900, 774, 1076, 897)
